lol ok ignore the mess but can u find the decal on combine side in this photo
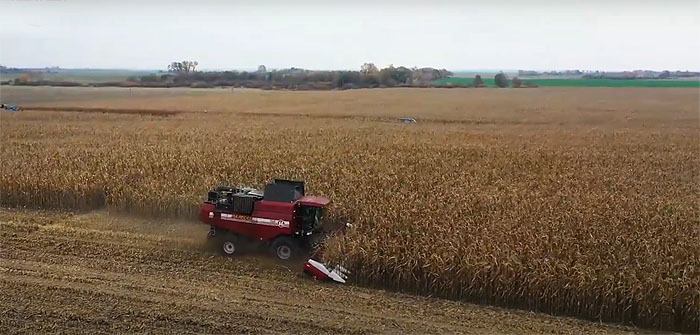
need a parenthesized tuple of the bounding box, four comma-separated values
(252, 217, 290, 228)
(218, 213, 289, 228)
(221, 213, 252, 221)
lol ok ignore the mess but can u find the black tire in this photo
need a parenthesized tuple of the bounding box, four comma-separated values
(219, 234, 238, 256)
(270, 236, 300, 261)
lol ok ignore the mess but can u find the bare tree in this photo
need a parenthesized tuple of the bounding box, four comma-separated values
(183, 61, 198, 73)
(168, 61, 198, 74)
(360, 63, 379, 75)
(167, 62, 182, 73)
(257, 65, 267, 73)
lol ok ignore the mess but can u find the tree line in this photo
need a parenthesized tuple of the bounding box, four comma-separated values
(155, 61, 532, 89)
(3, 60, 535, 89)
(134, 61, 454, 90)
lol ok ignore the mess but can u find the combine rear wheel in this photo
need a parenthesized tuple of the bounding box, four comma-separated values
(271, 236, 300, 261)
(219, 234, 239, 256)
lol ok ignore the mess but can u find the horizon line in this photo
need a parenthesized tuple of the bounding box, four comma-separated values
(1, 66, 699, 73)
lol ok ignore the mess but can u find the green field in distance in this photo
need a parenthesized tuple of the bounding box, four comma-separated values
(432, 77, 700, 88)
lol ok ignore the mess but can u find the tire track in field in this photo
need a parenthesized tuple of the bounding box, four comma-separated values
(0, 237, 481, 334)
(21, 106, 549, 125)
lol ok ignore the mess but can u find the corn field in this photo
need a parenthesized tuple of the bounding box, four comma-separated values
(1, 87, 698, 332)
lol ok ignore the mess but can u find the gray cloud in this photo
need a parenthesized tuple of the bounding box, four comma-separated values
(1, 0, 698, 71)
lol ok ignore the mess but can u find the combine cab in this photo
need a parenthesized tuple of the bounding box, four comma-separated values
(199, 179, 331, 261)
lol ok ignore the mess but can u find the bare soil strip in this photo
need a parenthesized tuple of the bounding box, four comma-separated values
(24, 106, 180, 116)
(0, 209, 645, 334)
(21, 106, 547, 125)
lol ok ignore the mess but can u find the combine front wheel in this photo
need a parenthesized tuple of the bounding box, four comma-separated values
(271, 236, 300, 261)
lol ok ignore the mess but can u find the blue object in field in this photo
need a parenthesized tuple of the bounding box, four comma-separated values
(399, 117, 416, 123)
(1, 104, 20, 111)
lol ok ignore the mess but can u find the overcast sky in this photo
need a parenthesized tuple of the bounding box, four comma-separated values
(1, 0, 698, 71)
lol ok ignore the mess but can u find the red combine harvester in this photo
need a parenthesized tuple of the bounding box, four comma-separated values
(198, 179, 348, 283)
